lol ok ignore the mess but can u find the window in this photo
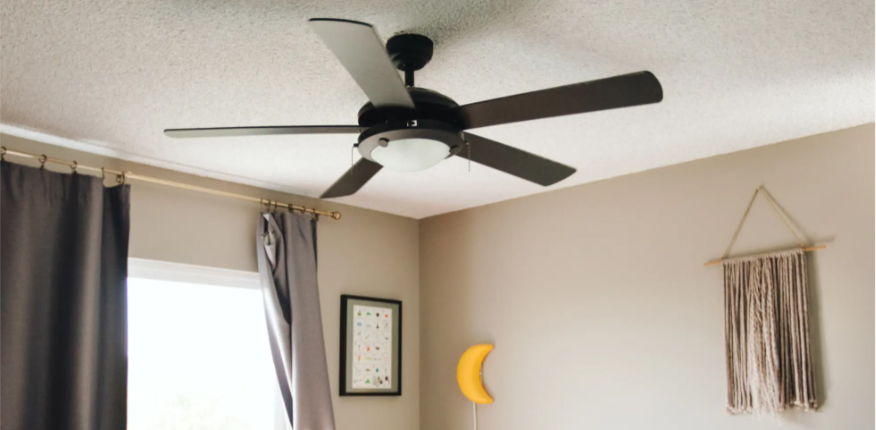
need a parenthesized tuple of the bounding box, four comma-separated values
(127, 259, 286, 430)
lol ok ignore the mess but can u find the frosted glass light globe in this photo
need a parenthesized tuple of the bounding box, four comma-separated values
(370, 138, 450, 172)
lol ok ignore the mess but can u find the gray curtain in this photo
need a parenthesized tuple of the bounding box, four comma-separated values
(257, 212, 335, 430)
(1, 161, 130, 430)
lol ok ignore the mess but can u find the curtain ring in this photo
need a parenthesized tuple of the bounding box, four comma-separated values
(1, 146, 6, 162)
(38, 154, 47, 169)
(116, 171, 126, 185)
(101, 167, 106, 179)
(70, 161, 78, 174)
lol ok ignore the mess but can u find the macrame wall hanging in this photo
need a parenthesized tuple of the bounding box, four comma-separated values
(704, 186, 823, 415)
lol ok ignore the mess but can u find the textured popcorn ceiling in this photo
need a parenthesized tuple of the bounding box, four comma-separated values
(1, 0, 873, 218)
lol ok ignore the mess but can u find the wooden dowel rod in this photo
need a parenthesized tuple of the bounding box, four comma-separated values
(703, 246, 826, 266)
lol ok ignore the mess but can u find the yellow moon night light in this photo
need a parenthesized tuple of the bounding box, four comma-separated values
(457, 344, 493, 404)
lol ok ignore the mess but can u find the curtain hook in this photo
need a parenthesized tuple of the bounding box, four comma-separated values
(101, 167, 106, 179)
(1, 146, 6, 162)
(70, 161, 78, 174)
(38, 154, 47, 169)
(116, 171, 126, 185)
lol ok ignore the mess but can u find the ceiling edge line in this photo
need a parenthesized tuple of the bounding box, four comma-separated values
(0, 123, 311, 198)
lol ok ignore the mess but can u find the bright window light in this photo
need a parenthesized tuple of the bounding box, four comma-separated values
(128, 276, 283, 429)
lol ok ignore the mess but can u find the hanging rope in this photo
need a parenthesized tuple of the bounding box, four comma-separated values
(721, 186, 806, 260)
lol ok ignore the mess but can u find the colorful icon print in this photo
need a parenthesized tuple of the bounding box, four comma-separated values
(351, 304, 393, 389)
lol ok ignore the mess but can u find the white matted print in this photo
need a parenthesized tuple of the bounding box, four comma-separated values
(340, 295, 402, 396)
(351, 305, 393, 389)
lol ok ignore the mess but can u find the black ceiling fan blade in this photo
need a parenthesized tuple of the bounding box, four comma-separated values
(320, 158, 383, 199)
(308, 18, 415, 110)
(459, 133, 576, 186)
(442, 71, 663, 130)
(164, 125, 362, 138)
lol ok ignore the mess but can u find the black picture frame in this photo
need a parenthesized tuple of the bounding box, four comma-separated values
(339, 294, 402, 396)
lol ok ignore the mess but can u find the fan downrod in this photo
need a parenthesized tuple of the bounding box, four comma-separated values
(386, 33, 433, 86)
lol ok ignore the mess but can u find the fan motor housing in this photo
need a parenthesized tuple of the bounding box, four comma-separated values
(357, 87, 459, 127)
(356, 32, 465, 167)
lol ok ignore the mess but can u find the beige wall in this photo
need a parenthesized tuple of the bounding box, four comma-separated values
(4, 123, 874, 430)
(419, 124, 874, 429)
(0, 133, 420, 430)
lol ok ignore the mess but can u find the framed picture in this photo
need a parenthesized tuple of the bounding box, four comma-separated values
(340, 295, 402, 396)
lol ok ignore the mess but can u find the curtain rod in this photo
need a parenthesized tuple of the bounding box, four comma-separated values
(0, 146, 342, 220)
(703, 246, 825, 266)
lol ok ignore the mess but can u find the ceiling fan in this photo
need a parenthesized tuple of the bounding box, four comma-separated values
(165, 18, 663, 199)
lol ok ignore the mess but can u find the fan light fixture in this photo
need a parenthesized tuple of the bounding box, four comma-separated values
(357, 121, 465, 172)
(164, 19, 663, 199)
(370, 138, 450, 172)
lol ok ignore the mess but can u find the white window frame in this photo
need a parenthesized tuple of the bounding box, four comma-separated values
(128, 258, 260, 290)
(127, 258, 288, 430)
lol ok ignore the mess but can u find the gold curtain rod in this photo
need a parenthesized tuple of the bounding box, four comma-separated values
(0, 146, 341, 220)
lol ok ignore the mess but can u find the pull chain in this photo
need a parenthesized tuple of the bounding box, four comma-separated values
(350, 143, 361, 176)
(467, 140, 471, 172)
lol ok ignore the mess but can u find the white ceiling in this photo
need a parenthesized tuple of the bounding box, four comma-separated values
(1, 0, 873, 219)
